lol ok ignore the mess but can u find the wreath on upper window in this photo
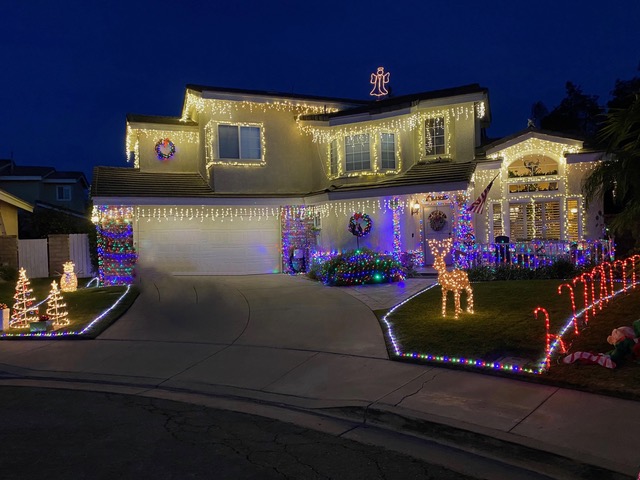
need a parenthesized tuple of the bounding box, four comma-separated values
(348, 213, 372, 237)
(428, 210, 447, 231)
(155, 138, 176, 160)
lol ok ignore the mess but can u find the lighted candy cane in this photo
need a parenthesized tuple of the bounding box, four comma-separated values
(613, 259, 626, 292)
(572, 274, 590, 325)
(592, 265, 607, 308)
(558, 283, 579, 335)
(631, 254, 640, 288)
(534, 306, 566, 371)
(602, 261, 615, 297)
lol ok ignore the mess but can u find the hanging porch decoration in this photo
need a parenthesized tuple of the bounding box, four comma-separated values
(428, 210, 447, 231)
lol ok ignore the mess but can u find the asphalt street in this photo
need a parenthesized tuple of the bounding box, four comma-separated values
(0, 386, 474, 480)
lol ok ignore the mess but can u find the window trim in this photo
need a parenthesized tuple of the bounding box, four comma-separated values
(326, 129, 401, 179)
(205, 120, 266, 168)
(379, 132, 396, 170)
(421, 116, 449, 161)
(344, 133, 372, 173)
(56, 185, 71, 201)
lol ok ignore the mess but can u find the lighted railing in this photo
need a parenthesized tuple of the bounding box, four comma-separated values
(466, 239, 614, 268)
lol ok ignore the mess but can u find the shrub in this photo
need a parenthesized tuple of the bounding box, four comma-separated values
(308, 249, 404, 286)
(466, 265, 495, 282)
(466, 258, 580, 282)
(0, 266, 18, 282)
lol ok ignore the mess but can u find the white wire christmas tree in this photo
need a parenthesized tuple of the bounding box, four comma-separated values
(10, 268, 39, 328)
(46, 281, 69, 327)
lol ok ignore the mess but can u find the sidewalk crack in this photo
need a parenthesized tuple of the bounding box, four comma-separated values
(507, 387, 559, 433)
(392, 370, 442, 407)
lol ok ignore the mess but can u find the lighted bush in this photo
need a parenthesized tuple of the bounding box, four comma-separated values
(309, 249, 404, 286)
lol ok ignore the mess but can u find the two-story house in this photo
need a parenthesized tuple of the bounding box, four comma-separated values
(91, 82, 605, 285)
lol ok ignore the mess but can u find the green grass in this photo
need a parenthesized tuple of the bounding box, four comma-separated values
(0, 278, 139, 338)
(384, 279, 640, 399)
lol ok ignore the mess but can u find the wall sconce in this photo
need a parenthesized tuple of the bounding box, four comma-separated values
(410, 199, 421, 216)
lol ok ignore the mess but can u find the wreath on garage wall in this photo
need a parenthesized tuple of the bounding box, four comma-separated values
(348, 213, 372, 237)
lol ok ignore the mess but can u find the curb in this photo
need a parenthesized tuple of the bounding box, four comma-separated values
(324, 404, 633, 480)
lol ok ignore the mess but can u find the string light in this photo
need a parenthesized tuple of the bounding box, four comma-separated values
(1, 285, 132, 338)
(427, 238, 474, 319)
(46, 281, 69, 327)
(93, 206, 136, 286)
(60, 262, 78, 292)
(10, 268, 39, 328)
(392, 198, 402, 259)
(204, 119, 267, 170)
(572, 274, 591, 324)
(534, 306, 567, 371)
(370, 66, 390, 97)
(558, 283, 579, 335)
(126, 126, 198, 168)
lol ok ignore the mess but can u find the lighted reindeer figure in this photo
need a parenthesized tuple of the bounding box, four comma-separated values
(428, 238, 474, 319)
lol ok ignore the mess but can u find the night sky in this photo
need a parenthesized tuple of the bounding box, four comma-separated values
(1, 1, 638, 180)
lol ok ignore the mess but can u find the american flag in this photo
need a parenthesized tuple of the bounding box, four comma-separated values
(467, 174, 499, 215)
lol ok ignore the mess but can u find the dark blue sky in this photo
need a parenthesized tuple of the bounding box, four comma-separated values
(1, 0, 638, 179)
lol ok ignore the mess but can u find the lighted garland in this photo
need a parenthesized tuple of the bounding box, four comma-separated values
(348, 213, 372, 237)
(155, 138, 176, 160)
(428, 210, 447, 231)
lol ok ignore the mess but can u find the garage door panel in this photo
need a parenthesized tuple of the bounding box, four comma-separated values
(137, 216, 280, 275)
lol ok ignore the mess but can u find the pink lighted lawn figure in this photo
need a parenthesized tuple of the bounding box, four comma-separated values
(427, 238, 474, 319)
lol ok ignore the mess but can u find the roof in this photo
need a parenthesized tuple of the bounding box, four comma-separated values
(45, 171, 90, 188)
(92, 161, 476, 202)
(126, 114, 198, 127)
(326, 160, 476, 195)
(480, 126, 584, 154)
(92, 167, 218, 198)
(185, 84, 369, 106)
(0, 188, 33, 212)
(299, 84, 488, 121)
(0, 160, 89, 187)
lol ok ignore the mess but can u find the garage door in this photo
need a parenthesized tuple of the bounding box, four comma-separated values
(137, 216, 281, 275)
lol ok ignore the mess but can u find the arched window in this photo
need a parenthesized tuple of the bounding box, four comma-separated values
(507, 155, 558, 178)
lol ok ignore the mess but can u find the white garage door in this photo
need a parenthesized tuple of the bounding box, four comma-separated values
(137, 216, 281, 275)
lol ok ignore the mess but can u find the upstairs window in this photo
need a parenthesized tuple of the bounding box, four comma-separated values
(380, 133, 396, 169)
(218, 124, 261, 160)
(345, 134, 371, 172)
(329, 139, 338, 176)
(56, 185, 71, 201)
(425, 117, 445, 156)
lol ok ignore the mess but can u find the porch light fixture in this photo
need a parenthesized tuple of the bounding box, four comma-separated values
(410, 200, 421, 216)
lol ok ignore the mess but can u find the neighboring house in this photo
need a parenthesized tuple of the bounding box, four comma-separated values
(0, 160, 89, 215)
(91, 83, 606, 284)
(0, 188, 33, 236)
(0, 188, 33, 269)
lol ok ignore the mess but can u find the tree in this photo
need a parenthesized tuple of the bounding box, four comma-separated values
(10, 268, 39, 328)
(583, 90, 640, 246)
(46, 281, 69, 327)
(541, 82, 604, 145)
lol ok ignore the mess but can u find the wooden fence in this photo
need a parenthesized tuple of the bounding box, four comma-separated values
(16, 233, 94, 278)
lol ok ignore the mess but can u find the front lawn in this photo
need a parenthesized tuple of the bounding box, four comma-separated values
(383, 279, 640, 399)
(0, 278, 139, 338)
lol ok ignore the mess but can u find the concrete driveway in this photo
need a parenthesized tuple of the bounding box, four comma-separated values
(101, 273, 389, 358)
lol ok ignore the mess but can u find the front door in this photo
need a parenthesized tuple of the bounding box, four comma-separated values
(423, 204, 453, 266)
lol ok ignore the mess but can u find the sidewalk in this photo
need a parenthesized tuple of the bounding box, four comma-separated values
(0, 275, 638, 479)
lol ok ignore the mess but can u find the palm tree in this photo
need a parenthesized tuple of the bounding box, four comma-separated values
(583, 93, 640, 242)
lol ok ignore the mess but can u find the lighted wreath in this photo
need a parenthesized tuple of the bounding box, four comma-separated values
(428, 210, 447, 231)
(348, 213, 372, 237)
(155, 138, 176, 160)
